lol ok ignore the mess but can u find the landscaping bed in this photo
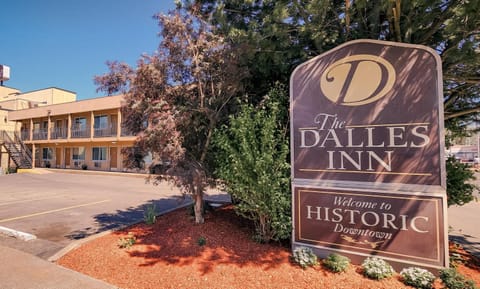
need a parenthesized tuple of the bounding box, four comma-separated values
(58, 206, 480, 289)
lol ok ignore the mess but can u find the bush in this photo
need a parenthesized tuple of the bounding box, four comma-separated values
(361, 257, 395, 280)
(323, 253, 350, 273)
(446, 156, 477, 206)
(439, 268, 477, 289)
(118, 232, 136, 249)
(143, 203, 157, 225)
(400, 267, 436, 289)
(214, 85, 291, 243)
(292, 247, 318, 269)
(197, 236, 207, 246)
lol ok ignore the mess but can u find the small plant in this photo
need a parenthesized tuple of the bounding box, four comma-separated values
(292, 246, 318, 269)
(81, 164, 88, 170)
(143, 203, 157, 225)
(439, 268, 477, 289)
(6, 167, 16, 174)
(323, 253, 350, 273)
(118, 232, 136, 249)
(449, 243, 467, 267)
(197, 236, 207, 246)
(361, 257, 395, 280)
(400, 267, 436, 289)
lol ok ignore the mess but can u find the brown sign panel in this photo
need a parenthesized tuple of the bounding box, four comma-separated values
(294, 187, 447, 267)
(290, 40, 445, 186)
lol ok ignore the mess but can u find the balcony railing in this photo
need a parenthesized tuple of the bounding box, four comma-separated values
(20, 130, 30, 141)
(51, 127, 68, 139)
(32, 129, 48, 140)
(71, 128, 90, 138)
(20, 125, 133, 140)
(121, 127, 135, 136)
(94, 127, 117, 137)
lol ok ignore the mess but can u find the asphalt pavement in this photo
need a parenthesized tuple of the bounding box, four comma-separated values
(0, 169, 195, 260)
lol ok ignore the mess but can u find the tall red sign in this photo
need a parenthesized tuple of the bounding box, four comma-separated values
(290, 39, 448, 270)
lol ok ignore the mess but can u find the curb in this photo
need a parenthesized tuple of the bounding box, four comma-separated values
(48, 200, 194, 262)
(44, 168, 148, 179)
(0, 226, 36, 241)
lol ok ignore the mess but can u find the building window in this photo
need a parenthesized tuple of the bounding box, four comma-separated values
(92, 147, 107, 161)
(42, 147, 53, 160)
(72, 147, 85, 160)
(94, 115, 108, 129)
(74, 117, 87, 129)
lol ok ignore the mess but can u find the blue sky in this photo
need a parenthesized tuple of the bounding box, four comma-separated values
(0, 0, 176, 100)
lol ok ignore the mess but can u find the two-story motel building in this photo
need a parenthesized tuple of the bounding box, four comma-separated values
(1, 85, 137, 172)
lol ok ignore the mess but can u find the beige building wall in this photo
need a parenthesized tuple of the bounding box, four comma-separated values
(0, 86, 20, 98)
(0, 98, 32, 110)
(0, 109, 19, 171)
(9, 95, 123, 120)
(14, 87, 76, 105)
(32, 141, 130, 171)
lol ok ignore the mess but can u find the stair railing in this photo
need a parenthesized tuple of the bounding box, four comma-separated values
(14, 131, 32, 162)
(1, 130, 33, 168)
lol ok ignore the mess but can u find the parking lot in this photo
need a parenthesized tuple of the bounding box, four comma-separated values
(0, 170, 193, 259)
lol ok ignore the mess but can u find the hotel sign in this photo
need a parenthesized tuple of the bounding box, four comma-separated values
(290, 40, 445, 186)
(290, 40, 448, 269)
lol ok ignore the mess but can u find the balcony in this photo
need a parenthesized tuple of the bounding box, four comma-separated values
(71, 128, 90, 138)
(94, 127, 117, 138)
(121, 127, 135, 136)
(51, 127, 67, 139)
(32, 129, 48, 140)
(21, 130, 30, 141)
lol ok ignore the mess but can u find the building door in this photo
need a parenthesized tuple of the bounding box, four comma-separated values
(110, 147, 117, 169)
(55, 147, 61, 168)
(65, 148, 71, 167)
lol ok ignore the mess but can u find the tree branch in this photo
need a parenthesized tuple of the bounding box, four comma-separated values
(445, 106, 480, 120)
(417, 2, 457, 44)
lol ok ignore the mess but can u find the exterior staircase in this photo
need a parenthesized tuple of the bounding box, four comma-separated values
(1, 130, 32, 169)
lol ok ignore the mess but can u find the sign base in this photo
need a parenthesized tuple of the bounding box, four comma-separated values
(292, 185, 449, 271)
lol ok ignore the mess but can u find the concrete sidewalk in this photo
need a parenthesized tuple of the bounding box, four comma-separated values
(0, 244, 118, 289)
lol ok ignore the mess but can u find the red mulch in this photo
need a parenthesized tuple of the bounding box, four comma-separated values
(58, 206, 480, 289)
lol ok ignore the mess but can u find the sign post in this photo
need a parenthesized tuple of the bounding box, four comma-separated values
(290, 39, 448, 270)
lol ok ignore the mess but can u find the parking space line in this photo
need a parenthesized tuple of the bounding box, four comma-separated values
(0, 195, 68, 207)
(0, 199, 111, 223)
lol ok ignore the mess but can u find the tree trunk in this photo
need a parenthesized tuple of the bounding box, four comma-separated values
(194, 189, 204, 224)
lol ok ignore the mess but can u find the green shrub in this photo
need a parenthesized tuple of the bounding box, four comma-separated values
(292, 246, 318, 269)
(118, 232, 136, 249)
(197, 236, 207, 246)
(143, 203, 157, 225)
(400, 267, 436, 289)
(439, 268, 477, 289)
(322, 253, 350, 273)
(361, 257, 395, 280)
(214, 85, 291, 243)
(446, 156, 477, 206)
